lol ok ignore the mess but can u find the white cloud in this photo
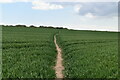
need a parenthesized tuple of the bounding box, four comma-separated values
(85, 13, 96, 18)
(38, 0, 119, 2)
(0, 0, 33, 3)
(0, 0, 118, 3)
(74, 3, 118, 18)
(0, 0, 13, 3)
(0, 0, 64, 10)
(15, 0, 32, 2)
(74, 5, 82, 13)
(32, 1, 63, 10)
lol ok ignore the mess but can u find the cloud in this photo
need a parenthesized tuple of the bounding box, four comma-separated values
(85, 13, 96, 18)
(0, 0, 13, 3)
(0, 0, 118, 3)
(74, 2, 118, 18)
(31, 0, 119, 3)
(0, 0, 64, 10)
(74, 4, 82, 13)
(0, 0, 36, 3)
(33, 0, 119, 2)
(0, 0, 34, 3)
(32, 1, 64, 10)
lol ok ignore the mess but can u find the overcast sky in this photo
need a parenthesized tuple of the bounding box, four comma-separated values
(0, 0, 119, 31)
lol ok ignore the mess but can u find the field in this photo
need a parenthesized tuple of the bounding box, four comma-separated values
(57, 30, 118, 78)
(2, 26, 58, 78)
(0, 26, 2, 80)
(2, 26, 119, 78)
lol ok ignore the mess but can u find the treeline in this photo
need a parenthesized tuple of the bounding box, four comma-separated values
(0, 25, 68, 29)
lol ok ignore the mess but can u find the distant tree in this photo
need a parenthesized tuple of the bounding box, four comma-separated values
(1, 24, 68, 30)
(16, 25, 26, 27)
(4, 25, 14, 27)
(64, 28, 68, 29)
(48, 26, 54, 28)
(55, 27, 64, 29)
(0, 25, 4, 27)
(39, 26, 44, 28)
(30, 25, 35, 28)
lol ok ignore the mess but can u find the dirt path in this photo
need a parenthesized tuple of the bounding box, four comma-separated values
(54, 35, 64, 79)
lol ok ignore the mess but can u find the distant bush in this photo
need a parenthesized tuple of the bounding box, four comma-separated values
(16, 25, 26, 27)
(4, 25, 14, 27)
(0, 25, 4, 27)
(55, 27, 64, 29)
(29, 25, 36, 28)
(2, 25, 68, 30)
(39, 26, 44, 28)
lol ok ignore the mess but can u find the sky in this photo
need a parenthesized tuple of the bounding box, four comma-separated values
(0, 0, 119, 31)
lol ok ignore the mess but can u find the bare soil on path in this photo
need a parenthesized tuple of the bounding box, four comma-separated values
(54, 35, 64, 79)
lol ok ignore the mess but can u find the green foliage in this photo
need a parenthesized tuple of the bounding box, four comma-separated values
(57, 29, 118, 78)
(2, 26, 58, 78)
(2, 26, 119, 78)
(0, 25, 2, 80)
